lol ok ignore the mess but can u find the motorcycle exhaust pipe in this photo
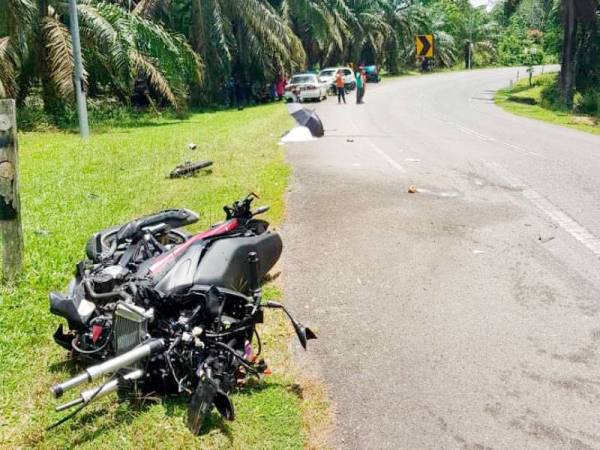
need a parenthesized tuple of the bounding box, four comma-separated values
(55, 369, 145, 412)
(50, 339, 164, 398)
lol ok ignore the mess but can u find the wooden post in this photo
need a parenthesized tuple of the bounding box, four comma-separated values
(0, 100, 23, 280)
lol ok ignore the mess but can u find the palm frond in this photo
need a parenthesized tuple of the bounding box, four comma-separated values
(129, 49, 178, 107)
(42, 16, 78, 99)
(0, 37, 16, 98)
(133, 0, 171, 18)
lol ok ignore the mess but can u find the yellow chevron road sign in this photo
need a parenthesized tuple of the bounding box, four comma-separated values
(416, 35, 434, 58)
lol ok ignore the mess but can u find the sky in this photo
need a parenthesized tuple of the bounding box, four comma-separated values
(470, 0, 497, 9)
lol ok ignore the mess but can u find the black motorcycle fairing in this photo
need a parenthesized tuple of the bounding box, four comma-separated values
(49, 279, 93, 330)
(193, 233, 282, 293)
(152, 232, 283, 296)
(151, 240, 208, 295)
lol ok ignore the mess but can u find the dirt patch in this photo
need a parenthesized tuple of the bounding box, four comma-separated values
(569, 116, 598, 126)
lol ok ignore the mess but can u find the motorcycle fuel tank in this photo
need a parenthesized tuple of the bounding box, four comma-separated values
(153, 232, 283, 295)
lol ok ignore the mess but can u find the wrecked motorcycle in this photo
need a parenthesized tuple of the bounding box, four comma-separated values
(48, 193, 315, 434)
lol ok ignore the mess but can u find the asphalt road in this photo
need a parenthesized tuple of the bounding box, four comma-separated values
(282, 67, 600, 450)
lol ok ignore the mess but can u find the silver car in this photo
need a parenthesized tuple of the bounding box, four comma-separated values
(284, 73, 328, 103)
(318, 67, 356, 93)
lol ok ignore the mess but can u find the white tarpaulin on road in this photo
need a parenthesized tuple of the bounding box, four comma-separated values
(280, 126, 315, 143)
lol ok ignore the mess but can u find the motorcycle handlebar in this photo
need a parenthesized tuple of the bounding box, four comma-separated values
(252, 206, 270, 216)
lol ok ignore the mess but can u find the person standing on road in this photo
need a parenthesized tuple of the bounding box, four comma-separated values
(355, 67, 365, 104)
(335, 69, 346, 104)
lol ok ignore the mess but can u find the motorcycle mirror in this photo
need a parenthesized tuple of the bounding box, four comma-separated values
(266, 301, 317, 349)
(291, 320, 317, 350)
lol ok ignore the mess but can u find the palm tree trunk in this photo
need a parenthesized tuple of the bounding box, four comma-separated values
(560, 0, 578, 108)
(37, 0, 58, 114)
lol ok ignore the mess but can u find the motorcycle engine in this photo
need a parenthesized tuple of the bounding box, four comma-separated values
(92, 265, 129, 293)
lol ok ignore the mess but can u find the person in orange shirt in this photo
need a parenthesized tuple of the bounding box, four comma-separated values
(335, 69, 346, 104)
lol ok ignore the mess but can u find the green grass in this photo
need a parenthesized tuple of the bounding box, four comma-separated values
(0, 103, 310, 449)
(495, 73, 600, 136)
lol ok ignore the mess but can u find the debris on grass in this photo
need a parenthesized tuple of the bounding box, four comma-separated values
(169, 160, 213, 178)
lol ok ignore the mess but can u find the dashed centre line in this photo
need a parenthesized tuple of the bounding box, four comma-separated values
(486, 161, 600, 258)
(363, 138, 407, 174)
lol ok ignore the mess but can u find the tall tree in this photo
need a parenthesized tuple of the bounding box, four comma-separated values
(560, 0, 597, 107)
(0, 0, 203, 110)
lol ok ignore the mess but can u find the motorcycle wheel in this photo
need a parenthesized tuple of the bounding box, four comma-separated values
(85, 226, 190, 262)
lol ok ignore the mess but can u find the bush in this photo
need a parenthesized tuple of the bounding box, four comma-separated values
(540, 80, 562, 109)
(16, 94, 186, 132)
(576, 89, 600, 117)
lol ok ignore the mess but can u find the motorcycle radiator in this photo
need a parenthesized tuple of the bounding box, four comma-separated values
(113, 303, 152, 355)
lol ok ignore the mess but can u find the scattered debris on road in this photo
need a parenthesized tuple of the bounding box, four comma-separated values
(538, 235, 555, 243)
(408, 185, 418, 193)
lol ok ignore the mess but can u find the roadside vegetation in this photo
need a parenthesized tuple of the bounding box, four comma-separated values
(0, 104, 329, 449)
(1, 0, 587, 129)
(496, 72, 600, 136)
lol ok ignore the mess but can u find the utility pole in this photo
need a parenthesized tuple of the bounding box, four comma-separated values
(68, 0, 89, 138)
(0, 100, 23, 281)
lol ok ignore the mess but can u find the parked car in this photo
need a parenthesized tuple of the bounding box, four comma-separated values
(284, 73, 328, 102)
(364, 65, 381, 82)
(318, 67, 356, 93)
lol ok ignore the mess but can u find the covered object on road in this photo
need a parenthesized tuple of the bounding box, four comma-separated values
(286, 103, 325, 138)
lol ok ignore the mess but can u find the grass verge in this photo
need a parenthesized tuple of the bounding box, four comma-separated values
(495, 73, 600, 136)
(0, 103, 324, 449)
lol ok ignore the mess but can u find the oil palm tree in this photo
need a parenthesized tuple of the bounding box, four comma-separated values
(343, 0, 393, 64)
(0, 0, 202, 110)
(189, 0, 305, 102)
(275, 0, 352, 67)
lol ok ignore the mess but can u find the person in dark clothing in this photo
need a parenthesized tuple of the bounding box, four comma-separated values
(227, 77, 235, 107)
(355, 67, 365, 104)
(234, 78, 245, 110)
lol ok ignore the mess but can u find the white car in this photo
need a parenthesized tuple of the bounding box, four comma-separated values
(284, 73, 328, 103)
(318, 67, 356, 92)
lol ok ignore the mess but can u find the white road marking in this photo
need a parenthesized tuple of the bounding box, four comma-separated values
(437, 114, 543, 158)
(503, 142, 541, 157)
(487, 162, 600, 257)
(364, 138, 406, 174)
(456, 125, 495, 142)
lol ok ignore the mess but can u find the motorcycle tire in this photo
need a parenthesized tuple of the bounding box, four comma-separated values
(85, 226, 190, 262)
